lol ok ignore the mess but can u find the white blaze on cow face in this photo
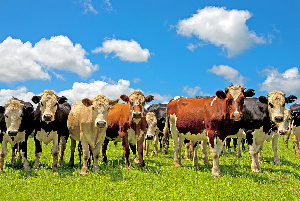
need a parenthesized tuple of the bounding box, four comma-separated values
(4, 99, 24, 135)
(40, 90, 58, 123)
(226, 85, 245, 121)
(267, 90, 286, 123)
(146, 112, 157, 140)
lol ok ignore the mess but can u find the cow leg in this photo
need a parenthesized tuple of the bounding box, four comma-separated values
(162, 125, 169, 154)
(20, 140, 30, 171)
(130, 144, 139, 164)
(192, 142, 199, 166)
(152, 134, 159, 156)
(0, 141, 8, 172)
(92, 143, 102, 173)
(272, 133, 281, 164)
(222, 142, 228, 157)
(51, 135, 59, 173)
(210, 138, 223, 176)
(58, 136, 67, 166)
(69, 138, 76, 167)
(170, 115, 181, 167)
(11, 144, 17, 163)
(184, 141, 190, 160)
(232, 138, 237, 153)
(121, 133, 130, 168)
(249, 144, 260, 172)
(78, 141, 83, 164)
(80, 137, 90, 175)
(284, 130, 291, 149)
(33, 137, 42, 170)
(293, 132, 300, 158)
(258, 144, 263, 163)
(145, 139, 150, 156)
(200, 140, 211, 166)
(102, 137, 109, 163)
(137, 136, 145, 168)
(237, 137, 242, 158)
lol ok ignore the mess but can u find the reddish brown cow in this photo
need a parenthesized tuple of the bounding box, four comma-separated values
(166, 85, 254, 176)
(105, 90, 154, 167)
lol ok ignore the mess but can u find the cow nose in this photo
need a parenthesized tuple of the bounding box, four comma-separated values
(43, 114, 53, 121)
(133, 112, 142, 119)
(274, 116, 283, 122)
(97, 121, 106, 128)
(8, 131, 18, 136)
(279, 130, 287, 135)
(146, 134, 154, 140)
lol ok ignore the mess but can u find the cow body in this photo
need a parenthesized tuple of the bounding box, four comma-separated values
(32, 90, 71, 172)
(0, 99, 34, 171)
(67, 94, 118, 175)
(166, 85, 254, 176)
(103, 91, 154, 167)
(145, 112, 159, 156)
(146, 104, 169, 154)
(290, 103, 300, 157)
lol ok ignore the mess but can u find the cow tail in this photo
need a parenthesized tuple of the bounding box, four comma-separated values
(162, 110, 170, 154)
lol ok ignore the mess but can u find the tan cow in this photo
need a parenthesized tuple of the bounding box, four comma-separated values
(67, 94, 119, 175)
(145, 112, 159, 156)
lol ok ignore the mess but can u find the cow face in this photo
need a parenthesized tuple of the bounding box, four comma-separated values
(82, 94, 119, 128)
(216, 85, 255, 121)
(145, 112, 157, 140)
(4, 99, 24, 136)
(32, 90, 67, 123)
(120, 90, 154, 120)
(277, 107, 291, 135)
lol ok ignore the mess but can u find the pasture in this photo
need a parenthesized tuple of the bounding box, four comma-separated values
(0, 136, 300, 200)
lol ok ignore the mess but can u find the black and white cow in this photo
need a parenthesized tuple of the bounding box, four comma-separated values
(32, 90, 70, 172)
(0, 98, 34, 172)
(289, 103, 300, 157)
(146, 104, 169, 154)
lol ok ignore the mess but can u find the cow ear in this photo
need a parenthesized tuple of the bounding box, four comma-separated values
(120, 95, 129, 102)
(32, 96, 41, 104)
(109, 98, 119, 106)
(0, 106, 5, 113)
(286, 95, 297, 103)
(244, 89, 255, 97)
(82, 98, 93, 107)
(259, 96, 268, 104)
(58, 96, 68, 104)
(145, 95, 154, 103)
(216, 90, 226, 99)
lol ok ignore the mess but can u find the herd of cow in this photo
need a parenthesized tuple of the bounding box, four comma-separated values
(0, 85, 300, 176)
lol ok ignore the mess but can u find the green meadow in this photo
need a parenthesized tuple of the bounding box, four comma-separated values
(0, 136, 299, 200)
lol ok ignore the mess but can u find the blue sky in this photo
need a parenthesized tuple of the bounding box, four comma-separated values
(0, 0, 299, 106)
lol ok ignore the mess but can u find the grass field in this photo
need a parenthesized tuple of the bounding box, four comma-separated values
(0, 136, 300, 200)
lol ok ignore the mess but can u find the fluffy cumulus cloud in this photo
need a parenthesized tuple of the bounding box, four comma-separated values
(0, 36, 98, 82)
(260, 67, 300, 98)
(208, 65, 245, 85)
(177, 6, 266, 57)
(182, 86, 201, 97)
(0, 87, 35, 106)
(92, 39, 151, 62)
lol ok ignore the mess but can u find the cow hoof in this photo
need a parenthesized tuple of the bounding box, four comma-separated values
(53, 172, 58, 176)
(212, 170, 221, 177)
(58, 160, 64, 166)
(274, 160, 281, 165)
(174, 163, 181, 168)
(134, 158, 140, 164)
(237, 154, 242, 158)
(33, 164, 39, 170)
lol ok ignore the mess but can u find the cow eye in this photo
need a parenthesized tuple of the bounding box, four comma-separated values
(92, 107, 95, 110)
(41, 102, 44, 107)
(5, 114, 8, 118)
(269, 103, 274, 108)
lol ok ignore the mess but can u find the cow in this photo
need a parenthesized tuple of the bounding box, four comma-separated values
(146, 104, 169, 154)
(144, 112, 159, 156)
(166, 85, 255, 176)
(0, 98, 34, 172)
(102, 90, 154, 168)
(289, 103, 300, 157)
(31, 90, 71, 173)
(67, 94, 119, 175)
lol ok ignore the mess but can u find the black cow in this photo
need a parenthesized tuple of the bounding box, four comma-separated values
(31, 90, 70, 173)
(0, 98, 34, 171)
(290, 103, 300, 157)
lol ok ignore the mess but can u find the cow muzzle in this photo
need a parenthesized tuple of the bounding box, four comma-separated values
(279, 130, 287, 135)
(132, 112, 142, 119)
(96, 121, 107, 128)
(146, 134, 154, 140)
(8, 131, 18, 137)
(274, 116, 283, 123)
(43, 114, 53, 122)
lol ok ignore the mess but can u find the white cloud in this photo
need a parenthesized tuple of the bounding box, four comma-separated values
(92, 39, 151, 62)
(208, 65, 245, 85)
(186, 43, 204, 52)
(177, 6, 266, 57)
(102, 0, 113, 12)
(182, 86, 201, 97)
(0, 36, 98, 82)
(82, 0, 98, 14)
(133, 78, 141, 84)
(259, 67, 300, 97)
(148, 93, 172, 104)
(0, 87, 35, 106)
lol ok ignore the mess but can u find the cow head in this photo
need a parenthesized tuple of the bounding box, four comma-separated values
(259, 91, 296, 123)
(32, 90, 67, 123)
(120, 90, 154, 120)
(4, 99, 24, 136)
(216, 85, 255, 121)
(82, 94, 119, 128)
(145, 112, 157, 140)
(276, 107, 291, 135)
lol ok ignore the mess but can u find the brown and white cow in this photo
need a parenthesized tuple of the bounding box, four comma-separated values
(166, 85, 254, 176)
(104, 90, 154, 168)
(67, 94, 119, 175)
(145, 112, 159, 156)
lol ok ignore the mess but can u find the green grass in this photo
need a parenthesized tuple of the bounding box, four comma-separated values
(0, 136, 300, 200)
